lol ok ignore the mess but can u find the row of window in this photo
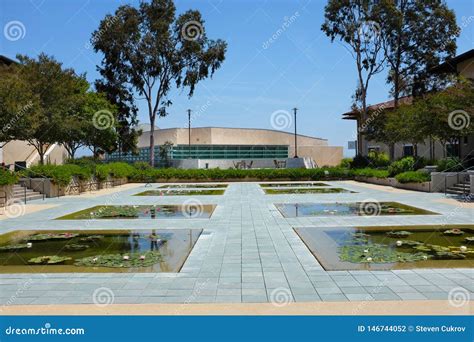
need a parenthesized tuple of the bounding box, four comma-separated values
(105, 144, 289, 162)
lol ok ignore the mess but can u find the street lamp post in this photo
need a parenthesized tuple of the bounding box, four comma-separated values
(187, 109, 191, 158)
(293, 107, 298, 158)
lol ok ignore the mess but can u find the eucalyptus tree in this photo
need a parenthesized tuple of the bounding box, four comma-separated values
(91, 0, 227, 166)
(378, 0, 459, 104)
(322, 0, 385, 155)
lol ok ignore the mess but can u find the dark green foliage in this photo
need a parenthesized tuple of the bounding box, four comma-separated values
(388, 157, 415, 176)
(395, 171, 430, 184)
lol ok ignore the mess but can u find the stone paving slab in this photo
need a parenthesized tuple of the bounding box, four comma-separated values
(0, 181, 472, 306)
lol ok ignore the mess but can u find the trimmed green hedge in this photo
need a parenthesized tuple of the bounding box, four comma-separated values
(25, 164, 92, 185)
(395, 171, 431, 184)
(353, 168, 389, 179)
(0, 169, 18, 186)
(129, 167, 353, 182)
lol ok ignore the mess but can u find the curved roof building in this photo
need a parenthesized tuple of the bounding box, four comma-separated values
(107, 126, 343, 168)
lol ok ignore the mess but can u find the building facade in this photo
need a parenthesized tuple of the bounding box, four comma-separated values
(343, 49, 474, 163)
(106, 126, 343, 167)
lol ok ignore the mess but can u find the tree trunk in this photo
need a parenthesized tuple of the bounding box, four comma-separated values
(149, 123, 155, 167)
(389, 143, 395, 161)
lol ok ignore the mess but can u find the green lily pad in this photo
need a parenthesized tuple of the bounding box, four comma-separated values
(443, 229, 464, 236)
(79, 235, 104, 242)
(386, 231, 412, 238)
(64, 244, 89, 251)
(28, 256, 72, 264)
(74, 251, 162, 268)
(25, 233, 79, 241)
(0, 244, 29, 252)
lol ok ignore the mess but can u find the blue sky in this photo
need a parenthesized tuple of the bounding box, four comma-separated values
(1, 0, 473, 156)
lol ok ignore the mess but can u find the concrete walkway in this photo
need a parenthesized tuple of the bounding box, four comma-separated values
(0, 181, 472, 310)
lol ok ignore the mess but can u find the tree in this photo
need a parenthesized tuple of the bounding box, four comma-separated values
(158, 141, 174, 167)
(378, 0, 459, 104)
(95, 78, 141, 157)
(322, 0, 385, 155)
(92, 0, 227, 166)
(0, 62, 38, 149)
(12, 54, 82, 165)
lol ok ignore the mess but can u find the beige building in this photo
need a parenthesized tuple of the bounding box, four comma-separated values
(107, 125, 343, 167)
(343, 49, 474, 162)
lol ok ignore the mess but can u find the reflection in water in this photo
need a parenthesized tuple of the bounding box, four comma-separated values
(295, 225, 474, 271)
(0, 229, 202, 273)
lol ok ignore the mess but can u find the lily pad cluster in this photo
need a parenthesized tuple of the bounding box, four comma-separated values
(339, 243, 428, 264)
(386, 231, 412, 238)
(24, 233, 79, 241)
(0, 244, 29, 252)
(443, 229, 464, 236)
(74, 251, 162, 268)
(64, 244, 89, 251)
(28, 256, 72, 264)
(91, 206, 139, 218)
(79, 235, 104, 242)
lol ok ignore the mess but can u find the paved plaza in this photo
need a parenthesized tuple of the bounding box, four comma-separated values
(0, 181, 473, 305)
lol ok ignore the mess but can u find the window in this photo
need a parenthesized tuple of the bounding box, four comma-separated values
(403, 145, 414, 157)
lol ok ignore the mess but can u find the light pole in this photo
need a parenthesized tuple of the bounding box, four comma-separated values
(187, 109, 191, 158)
(293, 107, 298, 158)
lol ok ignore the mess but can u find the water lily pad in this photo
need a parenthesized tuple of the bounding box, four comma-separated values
(74, 251, 162, 268)
(25, 233, 79, 241)
(28, 256, 72, 264)
(339, 244, 428, 264)
(386, 231, 412, 238)
(92, 206, 139, 218)
(79, 235, 104, 242)
(464, 237, 474, 244)
(64, 244, 89, 251)
(0, 244, 29, 252)
(443, 229, 464, 236)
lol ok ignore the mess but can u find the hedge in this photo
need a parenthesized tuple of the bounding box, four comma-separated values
(353, 168, 389, 179)
(395, 171, 431, 184)
(128, 167, 353, 182)
(0, 169, 18, 186)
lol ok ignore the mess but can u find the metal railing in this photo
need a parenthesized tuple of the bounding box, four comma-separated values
(12, 163, 47, 203)
(442, 165, 474, 198)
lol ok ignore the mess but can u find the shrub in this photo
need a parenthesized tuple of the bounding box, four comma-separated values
(350, 155, 370, 169)
(339, 158, 352, 169)
(128, 167, 353, 182)
(353, 168, 389, 179)
(106, 162, 136, 179)
(395, 171, 431, 184)
(0, 169, 18, 186)
(367, 151, 390, 167)
(26, 164, 92, 185)
(437, 157, 463, 172)
(388, 157, 415, 176)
